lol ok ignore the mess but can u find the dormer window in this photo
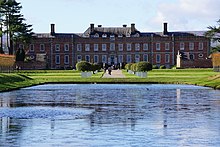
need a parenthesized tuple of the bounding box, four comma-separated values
(102, 34, 107, 38)
(110, 34, 115, 41)
(94, 33, 99, 38)
(133, 33, 140, 37)
(126, 33, 130, 37)
(118, 34, 123, 38)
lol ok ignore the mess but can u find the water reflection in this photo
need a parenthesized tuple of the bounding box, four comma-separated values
(0, 84, 220, 146)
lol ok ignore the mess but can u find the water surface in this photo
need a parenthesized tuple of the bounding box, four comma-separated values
(0, 84, 220, 146)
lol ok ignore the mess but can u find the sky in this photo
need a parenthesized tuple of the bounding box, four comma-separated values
(17, 0, 220, 33)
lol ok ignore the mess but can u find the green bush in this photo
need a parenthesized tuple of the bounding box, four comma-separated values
(160, 65, 166, 69)
(125, 63, 132, 70)
(76, 61, 92, 72)
(153, 65, 159, 69)
(136, 61, 153, 72)
(91, 63, 102, 73)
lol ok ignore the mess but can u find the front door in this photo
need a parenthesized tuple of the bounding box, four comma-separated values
(110, 55, 114, 65)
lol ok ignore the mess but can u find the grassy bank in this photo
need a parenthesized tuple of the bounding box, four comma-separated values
(0, 69, 220, 92)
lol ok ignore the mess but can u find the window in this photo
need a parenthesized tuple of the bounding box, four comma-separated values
(127, 43, 131, 51)
(118, 55, 123, 63)
(85, 55, 90, 62)
(143, 54, 148, 62)
(135, 54, 140, 63)
(180, 42, 184, 50)
(40, 44, 45, 51)
(102, 44, 106, 51)
(156, 54, 161, 63)
(118, 34, 123, 38)
(77, 44, 82, 51)
(29, 44, 34, 52)
(190, 54, 194, 60)
(102, 34, 107, 38)
(77, 55, 82, 62)
(156, 43, 160, 51)
(165, 54, 170, 63)
(110, 43, 115, 51)
(199, 42, 203, 50)
(94, 33, 99, 38)
(102, 55, 107, 63)
(55, 55, 60, 64)
(135, 43, 140, 51)
(94, 44, 99, 51)
(64, 44, 69, 51)
(143, 43, 148, 51)
(64, 55, 69, 64)
(110, 35, 115, 41)
(189, 42, 194, 50)
(118, 44, 123, 51)
(127, 55, 131, 63)
(165, 43, 170, 50)
(85, 44, 90, 51)
(55, 44, 60, 51)
(94, 55, 99, 63)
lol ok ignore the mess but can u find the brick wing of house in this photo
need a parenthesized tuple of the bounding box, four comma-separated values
(17, 23, 211, 69)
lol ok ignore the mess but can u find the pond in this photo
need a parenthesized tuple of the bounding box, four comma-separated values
(0, 84, 220, 147)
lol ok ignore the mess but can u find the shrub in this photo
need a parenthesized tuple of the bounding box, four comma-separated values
(160, 65, 166, 69)
(91, 63, 102, 73)
(131, 63, 138, 72)
(136, 61, 153, 72)
(125, 63, 132, 70)
(76, 61, 92, 72)
(153, 65, 159, 69)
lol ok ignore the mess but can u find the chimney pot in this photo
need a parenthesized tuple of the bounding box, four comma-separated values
(123, 24, 127, 28)
(50, 24, 55, 35)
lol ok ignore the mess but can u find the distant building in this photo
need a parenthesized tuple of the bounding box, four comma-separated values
(17, 23, 211, 69)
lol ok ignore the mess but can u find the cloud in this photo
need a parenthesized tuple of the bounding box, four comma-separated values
(150, 0, 220, 31)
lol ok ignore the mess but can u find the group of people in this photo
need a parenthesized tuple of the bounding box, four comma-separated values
(104, 65, 115, 75)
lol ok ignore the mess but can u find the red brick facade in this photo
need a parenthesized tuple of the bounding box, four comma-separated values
(18, 23, 210, 69)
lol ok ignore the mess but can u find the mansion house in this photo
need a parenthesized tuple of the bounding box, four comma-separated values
(20, 23, 210, 69)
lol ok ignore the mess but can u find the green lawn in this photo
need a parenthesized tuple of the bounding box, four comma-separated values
(0, 68, 220, 92)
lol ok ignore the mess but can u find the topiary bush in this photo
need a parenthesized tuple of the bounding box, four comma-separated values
(125, 63, 132, 71)
(136, 61, 153, 72)
(131, 63, 138, 72)
(76, 61, 92, 72)
(159, 65, 166, 69)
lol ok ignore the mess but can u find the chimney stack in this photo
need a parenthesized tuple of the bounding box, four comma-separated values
(90, 24, 95, 33)
(131, 23, 135, 33)
(51, 24, 55, 35)
(98, 25, 102, 27)
(123, 24, 127, 28)
(163, 22, 168, 35)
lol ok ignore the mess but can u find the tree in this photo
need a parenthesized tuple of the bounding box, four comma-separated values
(15, 47, 25, 61)
(0, 0, 33, 55)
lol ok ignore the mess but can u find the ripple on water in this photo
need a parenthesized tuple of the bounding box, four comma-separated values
(0, 106, 94, 119)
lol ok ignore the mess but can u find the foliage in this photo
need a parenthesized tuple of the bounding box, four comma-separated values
(136, 61, 153, 72)
(130, 63, 137, 72)
(205, 19, 220, 42)
(15, 48, 25, 61)
(153, 65, 159, 69)
(91, 63, 102, 73)
(76, 61, 92, 72)
(159, 65, 166, 69)
(125, 63, 132, 70)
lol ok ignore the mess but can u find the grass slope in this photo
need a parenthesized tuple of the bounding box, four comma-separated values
(0, 69, 220, 92)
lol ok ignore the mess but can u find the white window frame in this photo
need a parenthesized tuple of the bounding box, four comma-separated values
(102, 34, 107, 38)
(135, 43, 140, 51)
(64, 44, 69, 51)
(135, 54, 140, 63)
(64, 55, 69, 64)
(165, 54, 170, 63)
(143, 54, 148, 62)
(189, 42, 194, 50)
(55, 44, 60, 51)
(156, 54, 161, 63)
(85, 44, 90, 52)
(127, 43, 131, 51)
(156, 43, 160, 51)
(143, 43, 148, 51)
(165, 43, 170, 50)
(40, 44, 45, 52)
(199, 42, 203, 50)
(55, 55, 60, 65)
(127, 55, 131, 63)
(102, 55, 107, 63)
(118, 44, 123, 51)
(118, 55, 123, 63)
(94, 44, 99, 51)
(102, 44, 106, 51)
(180, 42, 184, 50)
(85, 55, 90, 62)
(77, 44, 82, 51)
(94, 55, 99, 63)
(110, 43, 115, 51)
(77, 55, 82, 62)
